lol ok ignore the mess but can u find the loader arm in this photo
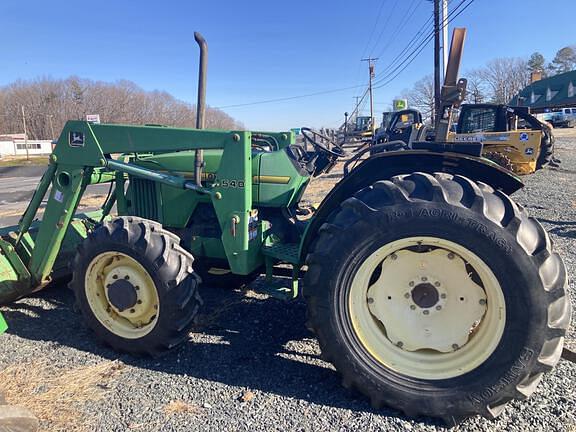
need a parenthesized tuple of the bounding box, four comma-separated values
(0, 121, 293, 304)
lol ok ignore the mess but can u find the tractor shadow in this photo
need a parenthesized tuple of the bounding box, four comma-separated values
(0, 278, 445, 428)
(537, 218, 576, 240)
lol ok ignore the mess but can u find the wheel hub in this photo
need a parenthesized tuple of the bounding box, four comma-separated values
(366, 248, 488, 353)
(85, 252, 160, 339)
(107, 279, 138, 312)
(411, 282, 439, 309)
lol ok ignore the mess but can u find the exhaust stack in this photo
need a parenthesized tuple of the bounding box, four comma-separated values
(194, 31, 208, 186)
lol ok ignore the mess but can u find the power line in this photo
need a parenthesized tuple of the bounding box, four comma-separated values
(215, 83, 367, 109)
(367, 0, 401, 56)
(375, 12, 434, 79)
(373, 0, 422, 59)
(216, 0, 475, 111)
(372, 0, 474, 89)
(360, 0, 388, 59)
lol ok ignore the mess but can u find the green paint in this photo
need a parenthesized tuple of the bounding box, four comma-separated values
(0, 121, 310, 303)
(0, 313, 7, 334)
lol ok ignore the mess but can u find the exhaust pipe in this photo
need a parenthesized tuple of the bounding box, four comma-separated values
(194, 31, 208, 186)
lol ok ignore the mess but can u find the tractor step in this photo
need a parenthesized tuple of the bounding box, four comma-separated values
(262, 242, 300, 264)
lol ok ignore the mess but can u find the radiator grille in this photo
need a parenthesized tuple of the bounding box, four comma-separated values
(130, 177, 159, 221)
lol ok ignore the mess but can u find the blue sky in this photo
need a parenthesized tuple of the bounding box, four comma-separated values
(1, 0, 574, 130)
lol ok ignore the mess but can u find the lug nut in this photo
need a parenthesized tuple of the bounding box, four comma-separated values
(452, 344, 459, 350)
(423, 310, 430, 315)
(112, 275, 118, 279)
(135, 286, 140, 290)
(130, 309, 135, 313)
(367, 297, 374, 304)
(436, 305, 442, 310)
(124, 275, 130, 280)
(404, 293, 410, 298)
(390, 254, 397, 260)
(434, 281, 441, 287)
(479, 299, 487, 305)
(137, 300, 142, 305)
(397, 341, 404, 348)
(410, 305, 416, 310)
(441, 293, 447, 299)
(447, 253, 455, 260)
(421, 276, 428, 281)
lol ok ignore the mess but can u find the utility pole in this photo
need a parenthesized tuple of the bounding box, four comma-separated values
(441, 0, 449, 79)
(361, 57, 378, 136)
(433, 0, 441, 126)
(21, 106, 29, 161)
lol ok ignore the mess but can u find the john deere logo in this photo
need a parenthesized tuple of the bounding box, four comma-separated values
(393, 99, 408, 111)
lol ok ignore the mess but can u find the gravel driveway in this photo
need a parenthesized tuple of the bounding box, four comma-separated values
(0, 134, 574, 432)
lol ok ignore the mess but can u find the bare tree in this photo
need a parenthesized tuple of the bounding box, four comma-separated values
(402, 74, 434, 124)
(0, 77, 243, 139)
(463, 69, 488, 104)
(476, 58, 529, 104)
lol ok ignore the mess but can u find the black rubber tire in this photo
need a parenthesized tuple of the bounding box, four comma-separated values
(193, 259, 260, 290)
(304, 172, 570, 422)
(70, 216, 202, 356)
(537, 130, 555, 169)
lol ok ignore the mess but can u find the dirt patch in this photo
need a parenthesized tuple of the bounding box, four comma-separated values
(163, 400, 201, 416)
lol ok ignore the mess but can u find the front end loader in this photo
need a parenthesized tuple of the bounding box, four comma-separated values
(0, 30, 570, 424)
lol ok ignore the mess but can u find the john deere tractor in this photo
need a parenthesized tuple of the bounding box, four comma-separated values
(0, 30, 570, 423)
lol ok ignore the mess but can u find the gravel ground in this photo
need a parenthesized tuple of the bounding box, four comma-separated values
(0, 134, 574, 432)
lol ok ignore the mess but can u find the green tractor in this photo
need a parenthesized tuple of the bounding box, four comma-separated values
(0, 31, 570, 423)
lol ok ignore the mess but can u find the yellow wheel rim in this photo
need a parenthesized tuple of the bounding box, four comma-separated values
(349, 236, 506, 380)
(85, 251, 159, 339)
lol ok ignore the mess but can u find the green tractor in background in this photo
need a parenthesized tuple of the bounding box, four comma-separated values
(0, 30, 570, 423)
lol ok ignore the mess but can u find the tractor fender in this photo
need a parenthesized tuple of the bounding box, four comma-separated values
(299, 150, 523, 259)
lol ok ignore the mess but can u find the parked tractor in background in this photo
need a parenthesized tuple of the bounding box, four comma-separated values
(345, 115, 374, 141)
(371, 103, 555, 175)
(0, 29, 570, 424)
(449, 104, 555, 174)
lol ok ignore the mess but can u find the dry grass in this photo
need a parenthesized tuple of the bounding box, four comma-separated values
(0, 156, 48, 167)
(0, 360, 125, 432)
(163, 400, 201, 416)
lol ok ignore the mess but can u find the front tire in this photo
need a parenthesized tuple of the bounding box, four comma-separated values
(70, 217, 202, 356)
(304, 172, 570, 421)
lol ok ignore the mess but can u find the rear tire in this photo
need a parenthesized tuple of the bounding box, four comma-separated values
(304, 172, 570, 421)
(70, 216, 202, 356)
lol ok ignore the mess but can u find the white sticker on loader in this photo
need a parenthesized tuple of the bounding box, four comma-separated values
(519, 132, 529, 141)
(54, 190, 64, 203)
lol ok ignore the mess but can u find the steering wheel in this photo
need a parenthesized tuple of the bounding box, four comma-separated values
(300, 127, 345, 159)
